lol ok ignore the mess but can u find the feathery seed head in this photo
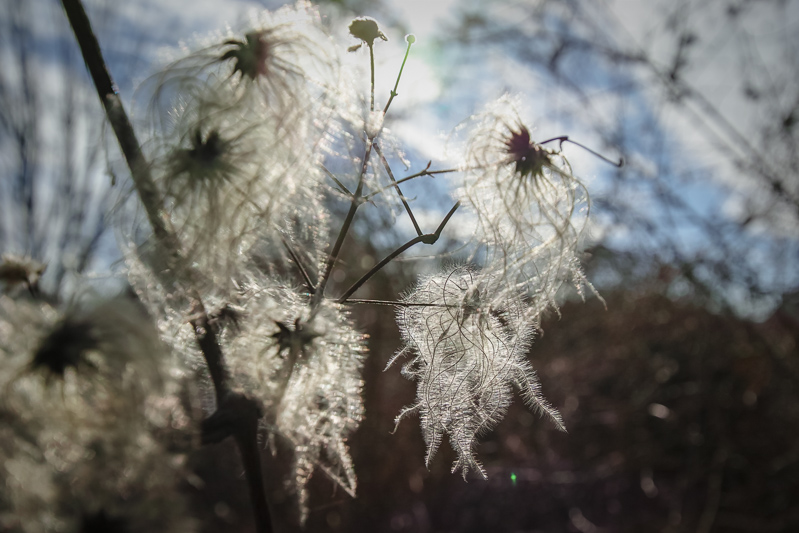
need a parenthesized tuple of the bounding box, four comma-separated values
(223, 284, 366, 522)
(456, 95, 595, 310)
(393, 266, 564, 479)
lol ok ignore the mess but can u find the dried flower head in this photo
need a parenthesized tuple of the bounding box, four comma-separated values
(223, 283, 366, 523)
(504, 123, 556, 181)
(392, 266, 564, 479)
(457, 95, 596, 311)
(0, 255, 46, 294)
(348, 17, 388, 51)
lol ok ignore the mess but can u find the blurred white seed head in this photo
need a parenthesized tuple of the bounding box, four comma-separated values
(0, 296, 196, 532)
(392, 266, 564, 479)
(142, 1, 338, 122)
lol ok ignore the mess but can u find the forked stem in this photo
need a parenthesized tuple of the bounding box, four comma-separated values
(314, 141, 374, 306)
(374, 143, 422, 236)
(338, 202, 460, 303)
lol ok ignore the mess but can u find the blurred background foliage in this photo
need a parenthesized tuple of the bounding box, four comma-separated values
(2, 0, 798, 531)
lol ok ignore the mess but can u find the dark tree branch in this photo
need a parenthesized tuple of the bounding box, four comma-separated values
(60, 2, 273, 530)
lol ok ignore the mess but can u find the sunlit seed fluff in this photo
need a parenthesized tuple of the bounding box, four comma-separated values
(145, 79, 326, 291)
(224, 283, 366, 523)
(391, 266, 564, 479)
(0, 296, 196, 532)
(142, 1, 336, 125)
(457, 95, 597, 312)
(459, 95, 588, 252)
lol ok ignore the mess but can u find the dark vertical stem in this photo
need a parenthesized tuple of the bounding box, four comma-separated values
(235, 421, 272, 533)
(60, 2, 273, 531)
(191, 312, 230, 401)
(314, 141, 373, 306)
(60, 0, 175, 256)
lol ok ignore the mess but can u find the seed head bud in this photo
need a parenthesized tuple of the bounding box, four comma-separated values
(348, 17, 388, 48)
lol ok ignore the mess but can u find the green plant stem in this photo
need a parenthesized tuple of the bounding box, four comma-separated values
(369, 43, 375, 112)
(373, 143, 422, 236)
(383, 37, 414, 115)
(60, 2, 273, 531)
(337, 201, 460, 303)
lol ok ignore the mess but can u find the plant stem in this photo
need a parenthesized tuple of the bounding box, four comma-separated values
(281, 235, 316, 294)
(314, 141, 373, 306)
(383, 36, 414, 115)
(343, 298, 451, 307)
(373, 143, 422, 236)
(235, 420, 273, 533)
(538, 135, 623, 167)
(365, 166, 459, 201)
(369, 43, 375, 112)
(338, 201, 460, 303)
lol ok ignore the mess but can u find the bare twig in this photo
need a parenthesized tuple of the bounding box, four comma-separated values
(338, 201, 460, 303)
(374, 143, 422, 236)
(314, 140, 373, 306)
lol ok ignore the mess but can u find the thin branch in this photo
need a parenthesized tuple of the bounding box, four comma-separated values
(281, 235, 316, 294)
(342, 298, 451, 308)
(539, 135, 624, 167)
(337, 201, 460, 303)
(321, 164, 353, 197)
(314, 140, 373, 306)
(382, 36, 414, 115)
(365, 165, 459, 201)
(374, 143, 422, 236)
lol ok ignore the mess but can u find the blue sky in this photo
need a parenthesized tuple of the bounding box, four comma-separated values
(3, 0, 797, 312)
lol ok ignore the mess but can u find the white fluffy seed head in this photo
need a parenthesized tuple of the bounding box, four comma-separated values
(455, 95, 598, 316)
(0, 296, 196, 532)
(393, 265, 564, 479)
(223, 283, 366, 523)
